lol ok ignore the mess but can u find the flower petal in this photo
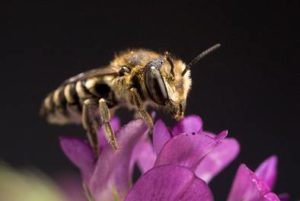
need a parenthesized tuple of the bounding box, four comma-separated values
(97, 117, 121, 149)
(153, 119, 172, 154)
(255, 155, 278, 190)
(172, 115, 203, 136)
(132, 138, 156, 173)
(227, 164, 279, 201)
(125, 165, 214, 201)
(59, 137, 94, 181)
(155, 131, 227, 171)
(195, 135, 240, 182)
(263, 193, 281, 201)
(278, 193, 289, 201)
(89, 119, 148, 201)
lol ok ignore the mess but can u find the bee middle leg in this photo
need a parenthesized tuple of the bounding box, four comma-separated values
(82, 99, 100, 157)
(99, 98, 118, 150)
(130, 88, 153, 129)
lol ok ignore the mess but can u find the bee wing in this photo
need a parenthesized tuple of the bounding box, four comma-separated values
(63, 66, 119, 84)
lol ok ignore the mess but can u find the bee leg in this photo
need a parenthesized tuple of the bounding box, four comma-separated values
(99, 98, 119, 150)
(82, 99, 99, 157)
(130, 88, 153, 129)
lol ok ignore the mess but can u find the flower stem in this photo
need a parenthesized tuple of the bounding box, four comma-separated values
(83, 182, 95, 201)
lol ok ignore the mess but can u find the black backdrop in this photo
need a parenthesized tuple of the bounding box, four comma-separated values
(0, 0, 299, 200)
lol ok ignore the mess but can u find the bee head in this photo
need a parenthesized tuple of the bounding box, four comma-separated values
(143, 44, 221, 120)
(144, 55, 191, 120)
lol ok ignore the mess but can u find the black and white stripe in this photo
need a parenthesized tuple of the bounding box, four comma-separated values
(41, 77, 118, 124)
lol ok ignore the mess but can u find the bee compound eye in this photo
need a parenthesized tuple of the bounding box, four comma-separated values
(144, 62, 169, 105)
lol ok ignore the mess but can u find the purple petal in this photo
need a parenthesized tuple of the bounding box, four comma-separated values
(153, 119, 172, 154)
(255, 155, 278, 190)
(263, 193, 281, 201)
(125, 165, 213, 201)
(278, 193, 290, 201)
(172, 115, 203, 136)
(89, 119, 148, 201)
(195, 135, 240, 182)
(155, 131, 227, 171)
(59, 137, 94, 181)
(227, 164, 273, 201)
(97, 117, 121, 149)
(132, 138, 156, 173)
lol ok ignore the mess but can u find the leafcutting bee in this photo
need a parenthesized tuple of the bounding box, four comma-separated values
(41, 44, 220, 156)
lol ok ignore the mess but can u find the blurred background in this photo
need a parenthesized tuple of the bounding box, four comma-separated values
(0, 0, 299, 200)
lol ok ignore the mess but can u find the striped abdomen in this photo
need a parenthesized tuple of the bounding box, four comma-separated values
(41, 77, 118, 125)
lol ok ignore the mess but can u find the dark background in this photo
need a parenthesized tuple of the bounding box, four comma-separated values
(0, 0, 299, 200)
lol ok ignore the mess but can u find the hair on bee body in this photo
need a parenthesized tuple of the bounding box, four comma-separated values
(41, 44, 221, 158)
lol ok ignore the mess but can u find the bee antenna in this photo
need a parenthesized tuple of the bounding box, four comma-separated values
(182, 43, 221, 76)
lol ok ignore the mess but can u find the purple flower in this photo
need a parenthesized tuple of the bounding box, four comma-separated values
(228, 156, 279, 201)
(60, 115, 283, 201)
(60, 118, 148, 201)
(126, 165, 213, 201)
(135, 115, 240, 183)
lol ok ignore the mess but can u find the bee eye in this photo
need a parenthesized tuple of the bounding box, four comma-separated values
(144, 59, 169, 105)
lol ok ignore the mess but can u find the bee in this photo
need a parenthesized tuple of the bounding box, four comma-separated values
(41, 44, 220, 157)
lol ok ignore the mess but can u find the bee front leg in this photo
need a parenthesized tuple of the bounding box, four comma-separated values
(82, 99, 99, 157)
(99, 98, 119, 150)
(130, 88, 153, 129)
